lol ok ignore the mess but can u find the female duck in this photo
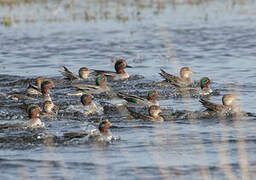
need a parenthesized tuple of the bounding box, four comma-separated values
(60, 66, 91, 80)
(159, 67, 196, 87)
(128, 105, 164, 122)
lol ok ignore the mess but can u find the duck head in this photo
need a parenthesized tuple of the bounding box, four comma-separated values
(27, 104, 40, 119)
(147, 90, 158, 101)
(81, 93, 94, 106)
(149, 105, 162, 117)
(180, 67, 196, 78)
(41, 79, 54, 95)
(199, 77, 211, 89)
(98, 119, 111, 133)
(79, 67, 91, 79)
(114, 59, 132, 74)
(95, 75, 107, 86)
(222, 94, 239, 106)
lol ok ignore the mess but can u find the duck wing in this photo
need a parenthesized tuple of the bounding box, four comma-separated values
(92, 70, 117, 76)
(127, 108, 153, 120)
(73, 84, 100, 90)
(117, 92, 146, 104)
(199, 98, 225, 112)
(159, 69, 182, 83)
(60, 66, 79, 80)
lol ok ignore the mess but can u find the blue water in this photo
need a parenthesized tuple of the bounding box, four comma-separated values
(1, 1, 256, 179)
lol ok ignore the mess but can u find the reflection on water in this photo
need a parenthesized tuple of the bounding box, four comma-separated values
(1, 0, 256, 179)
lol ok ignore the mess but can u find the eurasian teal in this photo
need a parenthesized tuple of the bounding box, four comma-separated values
(64, 120, 113, 141)
(41, 100, 59, 115)
(93, 59, 132, 81)
(66, 93, 103, 115)
(128, 105, 164, 122)
(200, 94, 239, 113)
(69, 75, 110, 95)
(159, 67, 196, 87)
(25, 104, 45, 128)
(41, 79, 54, 101)
(0, 104, 44, 129)
(26, 77, 51, 96)
(174, 77, 213, 96)
(117, 90, 159, 106)
(60, 66, 91, 80)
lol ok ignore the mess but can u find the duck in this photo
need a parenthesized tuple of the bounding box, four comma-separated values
(127, 105, 164, 122)
(26, 77, 55, 96)
(200, 94, 240, 113)
(159, 67, 196, 87)
(9, 77, 46, 100)
(0, 104, 44, 129)
(174, 77, 213, 97)
(40, 100, 59, 116)
(60, 66, 91, 80)
(25, 104, 45, 128)
(64, 120, 113, 142)
(65, 93, 103, 115)
(41, 79, 55, 101)
(93, 59, 132, 81)
(117, 90, 159, 106)
(69, 75, 111, 95)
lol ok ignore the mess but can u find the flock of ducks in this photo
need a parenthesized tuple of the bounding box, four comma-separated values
(1, 59, 245, 142)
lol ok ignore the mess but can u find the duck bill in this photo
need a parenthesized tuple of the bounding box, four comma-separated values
(190, 71, 196, 74)
(126, 65, 133, 68)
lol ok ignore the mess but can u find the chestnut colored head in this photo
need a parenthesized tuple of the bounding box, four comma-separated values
(27, 104, 40, 119)
(80, 93, 94, 106)
(95, 75, 107, 86)
(114, 59, 132, 73)
(41, 79, 54, 95)
(199, 77, 211, 89)
(147, 90, 158, 101)
(98, 120, 111, 133)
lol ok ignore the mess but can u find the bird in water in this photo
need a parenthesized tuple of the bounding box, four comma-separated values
(60, 66, 91, 80)
(69, 75, 111, 95)
(0, 104, 44, 129)
(200, 94, 241, 114)
(117, 90, 159, 106)
(93, 59, 132, 81)
(174, 77, 213, 97)
(156, 67, 196, 87)
(127, 105, 164, 122)
(64, 120, 114, 142)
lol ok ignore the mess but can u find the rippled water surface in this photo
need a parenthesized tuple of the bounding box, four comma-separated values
(1, 1, 256, 179)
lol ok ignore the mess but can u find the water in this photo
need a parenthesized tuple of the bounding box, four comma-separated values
(1, 1, 256, 179)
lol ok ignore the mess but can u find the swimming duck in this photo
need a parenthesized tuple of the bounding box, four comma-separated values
(159, 67, 196, 87)
(9, 77, 46, 100)
(25, 104, 45, 128)
(0, 104, 45, 129)
(174, 77, 213, 96)
(128, 105, 164, 122)
(26, 77, 52, 96)
(64, 120, 113, 142)
(200, 94, 239, 113)
(117, 90, 159, 106)
(40, 79, 59, 115)
(69, 75, 110, 95)
(60, 66, 91, 80)
(65, 93, 102, 115)
(41, 100, 59, 116)
(80, 93, 98, 115)
(93, 59, 132, 81)
(41, 79, 55, 101)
